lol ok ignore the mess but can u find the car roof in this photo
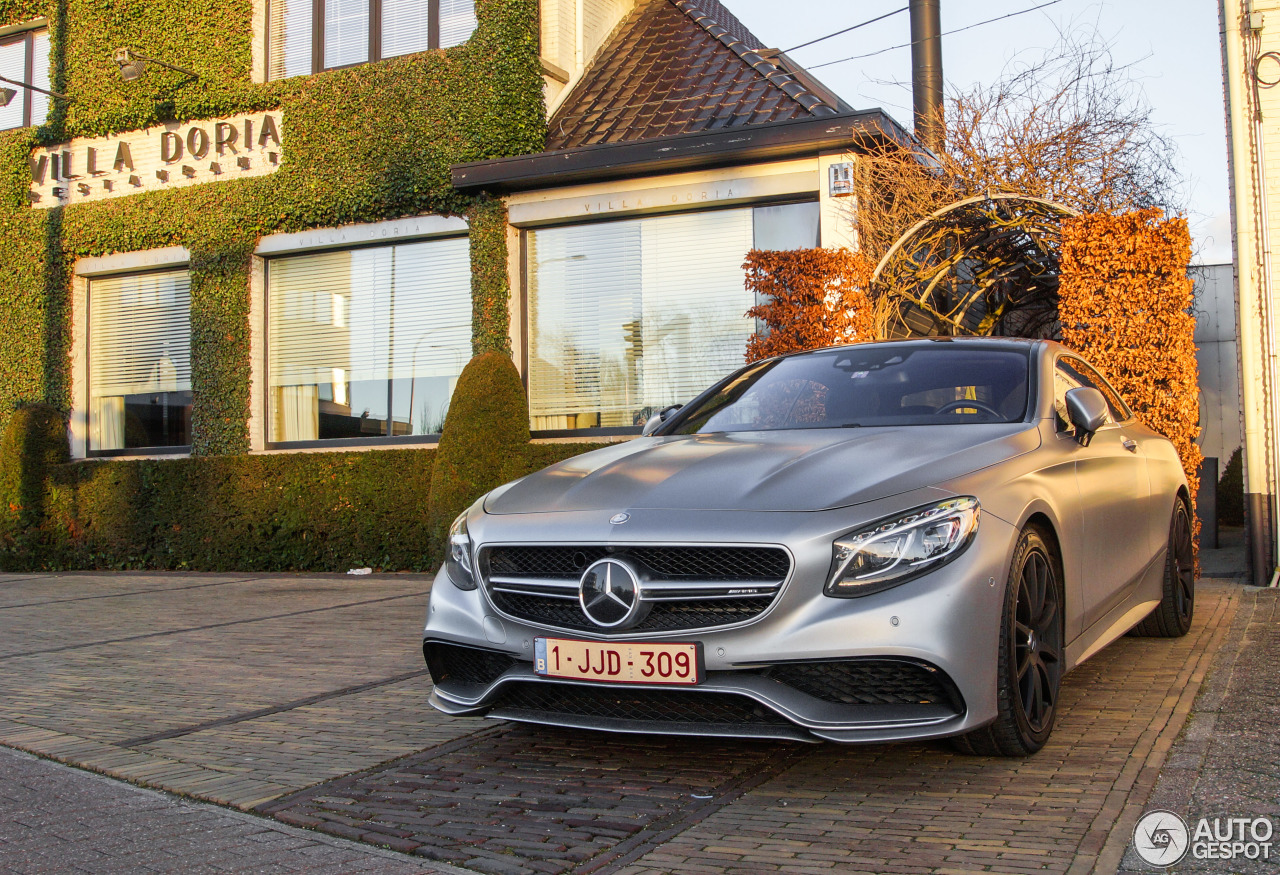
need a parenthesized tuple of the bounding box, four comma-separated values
(774, 336, 1048, 362)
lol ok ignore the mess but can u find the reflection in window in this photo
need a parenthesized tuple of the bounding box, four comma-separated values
(525, 203, 820, 432)
(0, 27, 50, 131)
(267, 0, 477, 80)
(672, 347, 1030, 434)
(267, 238, 471, 443)
(89, 270, 193, 452)
(752, 202, 820, 251)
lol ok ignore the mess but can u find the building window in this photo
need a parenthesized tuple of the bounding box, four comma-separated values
(266, 0, 478, 80)
(89, 269, 193, 453)
(526, 201, 820, 432)
(266, 237, 471, 443)
(0, 26, 50, 130)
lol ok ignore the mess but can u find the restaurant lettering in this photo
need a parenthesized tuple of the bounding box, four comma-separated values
(29, 111, 283, 209)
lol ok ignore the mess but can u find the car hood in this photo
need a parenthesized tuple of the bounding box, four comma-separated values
(485, 424, 1041, 514)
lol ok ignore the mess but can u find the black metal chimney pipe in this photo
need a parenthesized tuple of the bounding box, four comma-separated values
(909, 0, 943, 151)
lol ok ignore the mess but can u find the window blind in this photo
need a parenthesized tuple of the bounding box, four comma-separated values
(268, 0, 473, 79)
(527, 208, 756, 430)
(0, 39, 24, 131)
(324, 0, 369, 69)
(382, 0, 431, 57)
(267, 237, 471, 442)
(89, 270, 192, 450)
(29, 30, 49, 126)
(268, 0, 313, 80)
(90, 270, 192, 399)
(439, 0, 478, 48)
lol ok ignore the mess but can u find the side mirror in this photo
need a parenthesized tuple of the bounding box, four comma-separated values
(641, 404, 682, 436)
(1064, 387, 1109, 435)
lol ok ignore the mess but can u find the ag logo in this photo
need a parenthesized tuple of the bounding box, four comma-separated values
(1133, 810, 1189, 867)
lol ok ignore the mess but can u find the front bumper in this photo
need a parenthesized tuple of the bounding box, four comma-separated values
(422, 494, 1017, 744)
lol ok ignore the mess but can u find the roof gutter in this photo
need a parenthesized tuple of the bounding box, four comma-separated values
(452, 110, 914, 194)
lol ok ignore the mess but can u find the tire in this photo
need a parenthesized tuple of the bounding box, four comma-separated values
(953, 525, 1064, 757)
(1130, 499, 1195, 638)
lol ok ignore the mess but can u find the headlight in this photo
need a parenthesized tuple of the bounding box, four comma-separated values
(825, 496, 980, 597)
(443, 512, 476, 590)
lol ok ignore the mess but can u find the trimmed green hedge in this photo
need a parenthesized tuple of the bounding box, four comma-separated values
(35, 440, 616, 572)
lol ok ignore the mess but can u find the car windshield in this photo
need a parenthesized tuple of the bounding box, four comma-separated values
(670, 346, 1031, 434)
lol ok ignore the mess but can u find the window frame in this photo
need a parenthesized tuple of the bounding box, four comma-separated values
(0, 25, 46, 131)
(86, 265, 194, 459)
(1054, 354, 1133, 433)
(519, 198, 821, 439)
(266, 0, 450, 78)
(262, 233, 471, 450)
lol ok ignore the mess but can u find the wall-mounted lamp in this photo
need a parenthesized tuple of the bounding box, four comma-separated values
(112, 48, 198, 82)
(0, 74, 73, 106)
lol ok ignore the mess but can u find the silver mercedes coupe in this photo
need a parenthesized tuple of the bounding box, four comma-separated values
(423, 338, 1193, 756)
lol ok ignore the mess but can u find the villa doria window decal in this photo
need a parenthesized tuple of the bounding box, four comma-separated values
(266, 237, 471, 443)
(0, 26, 50, 131)
(267, 0, 478, 80)
(526, 202, 819, 432)
(89, 270, 193, 453)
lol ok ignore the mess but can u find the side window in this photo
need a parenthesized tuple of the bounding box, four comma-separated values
(1052, 361, 1083, 433)
(1059, 356, 1128, 424)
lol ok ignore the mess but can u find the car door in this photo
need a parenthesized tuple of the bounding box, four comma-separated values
(1054, 356, 1153, 629)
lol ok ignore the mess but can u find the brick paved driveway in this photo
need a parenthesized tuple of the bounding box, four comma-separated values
(0, 572, 1243, 874)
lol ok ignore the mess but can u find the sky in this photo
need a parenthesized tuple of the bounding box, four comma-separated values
(726, 0, 1231, 265)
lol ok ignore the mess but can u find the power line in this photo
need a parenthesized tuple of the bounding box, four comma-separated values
(808, 0, 1063, 70)
(782, 6, 909, 55)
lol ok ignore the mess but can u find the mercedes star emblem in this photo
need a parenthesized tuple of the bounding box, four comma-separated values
(579, 558, 642, 627)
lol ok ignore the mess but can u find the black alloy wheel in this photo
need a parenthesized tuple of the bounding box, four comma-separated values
(1011, 543, 1063, 736)
(953, 525, 1064, 757)
(1131, 499, 1195, 638)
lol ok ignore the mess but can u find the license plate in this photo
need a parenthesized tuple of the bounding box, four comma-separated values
(534, 637, 701, 685)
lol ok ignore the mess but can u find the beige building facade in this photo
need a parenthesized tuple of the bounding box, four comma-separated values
(1221, 0, 1280, 583)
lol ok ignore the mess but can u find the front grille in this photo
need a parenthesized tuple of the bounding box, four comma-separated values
(491, 592, 778, 634)
(487, 545, 789, 581)
(762, 659, 964, 712)
(480, 544, 790, 635)
(490, 681, 793, 726)
(424, 641, 517, 686)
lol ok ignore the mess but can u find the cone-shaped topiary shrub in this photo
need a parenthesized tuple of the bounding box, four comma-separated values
(428, 352, 530, 549)
(0, 404, 70, 567)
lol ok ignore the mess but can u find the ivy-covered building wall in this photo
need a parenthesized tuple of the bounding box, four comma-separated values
(0, 0, 556, 570)
(0, 0, 544, 452)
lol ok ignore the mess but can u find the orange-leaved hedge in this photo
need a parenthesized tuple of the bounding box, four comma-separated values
(743, 248, 878, 363)
(1058, 208, 1201, 543)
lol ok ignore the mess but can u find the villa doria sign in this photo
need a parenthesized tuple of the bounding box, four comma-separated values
(28, 111, 283, 209)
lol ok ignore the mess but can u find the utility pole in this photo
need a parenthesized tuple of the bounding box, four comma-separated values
(909, 0, 944, 152)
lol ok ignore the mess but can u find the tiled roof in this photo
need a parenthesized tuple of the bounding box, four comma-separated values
(547, 0, 844, 150)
